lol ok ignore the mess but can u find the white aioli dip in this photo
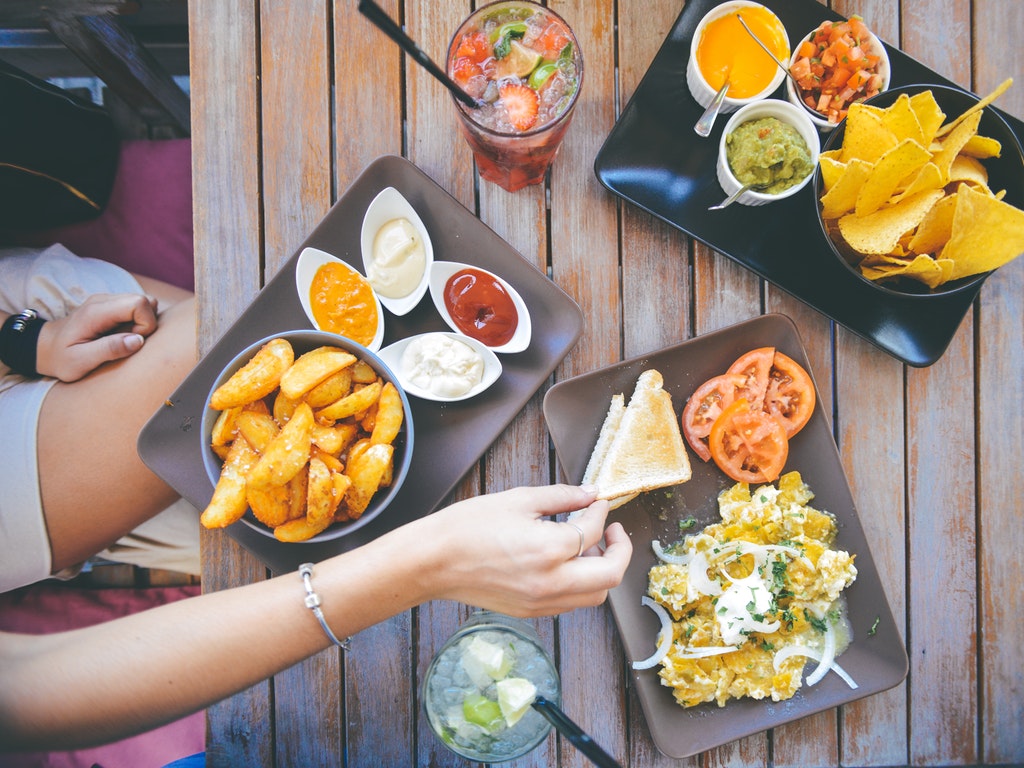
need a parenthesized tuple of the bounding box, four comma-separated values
(368, 218, 426, 299)
(401, 335, 484, 398)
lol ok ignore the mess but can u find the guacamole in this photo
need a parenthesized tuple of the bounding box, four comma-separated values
(725, 117, 813, 194)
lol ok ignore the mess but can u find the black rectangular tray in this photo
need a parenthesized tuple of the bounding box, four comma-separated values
(139, 155, 583, 574)
(594, 0, 1024, 367)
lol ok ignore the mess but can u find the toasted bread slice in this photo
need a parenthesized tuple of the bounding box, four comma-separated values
(588, 370, 691, 502)
(582, 393, 624, 487)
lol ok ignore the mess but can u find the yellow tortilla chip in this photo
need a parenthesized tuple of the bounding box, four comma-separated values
(840, 105, 898, 164)
(942, 185, 1024, 279)
(891, 162, 943, 204)
(908, 90, 946, 145)
(960, 134, 1001, 159)
(819, 155, 846, 192)
(931, 110, 983, 183)
(820, 159, 874, 220)
(907, 191, 959, 255)
(880, 93, 926, 148)
(861, 253, 949, 289)
(948, 155, 989, 186)
(855, 138, 932, 217)
(934, 77, 1013, 139)
(838, 189, 945, 255)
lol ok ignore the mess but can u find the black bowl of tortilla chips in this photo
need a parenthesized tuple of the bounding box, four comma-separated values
(813, 82, 1024, 297)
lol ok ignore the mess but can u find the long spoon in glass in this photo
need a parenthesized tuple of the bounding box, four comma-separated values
(736, 13, 798, 86)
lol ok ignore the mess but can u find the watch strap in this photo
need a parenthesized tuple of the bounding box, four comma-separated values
(0, 309, 46, 377)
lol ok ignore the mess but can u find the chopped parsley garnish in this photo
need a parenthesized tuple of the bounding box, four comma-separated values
(679, 516, 697, 530)
(868, 616, 880, 636)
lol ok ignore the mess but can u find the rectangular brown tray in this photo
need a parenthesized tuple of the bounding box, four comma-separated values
(139, 155, 583, 574)
(543, 314, 908, 758)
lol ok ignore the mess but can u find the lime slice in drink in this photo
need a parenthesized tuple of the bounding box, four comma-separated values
(496, 40, 542, 79)
(463, 693, 504, 731)
(496, 677, 537, 727)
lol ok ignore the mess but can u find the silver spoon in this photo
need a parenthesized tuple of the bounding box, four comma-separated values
(736, 13, 798, 86)
(694, 79, 731, 137)
(708, 181, 772, 210)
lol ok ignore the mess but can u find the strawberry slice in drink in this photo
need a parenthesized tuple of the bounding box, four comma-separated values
(499, 83, 539, 132)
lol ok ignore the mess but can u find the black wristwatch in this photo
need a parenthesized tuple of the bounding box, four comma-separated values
(0, 309, 47, 377)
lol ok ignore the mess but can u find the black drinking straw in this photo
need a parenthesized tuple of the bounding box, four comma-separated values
(357, 0, 481, 108)
(531, 696, 623, 768)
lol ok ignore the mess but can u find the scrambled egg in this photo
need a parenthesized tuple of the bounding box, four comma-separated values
(647, 471, 857, 708)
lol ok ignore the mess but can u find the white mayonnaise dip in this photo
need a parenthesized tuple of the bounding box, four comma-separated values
(400, 334, 484, 398)
(368, 218, 426, 299)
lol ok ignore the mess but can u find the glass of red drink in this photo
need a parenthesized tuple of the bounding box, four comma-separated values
(447, 0, 583, 192)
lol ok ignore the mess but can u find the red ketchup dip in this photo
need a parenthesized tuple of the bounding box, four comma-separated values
(443, 267, 519, 347)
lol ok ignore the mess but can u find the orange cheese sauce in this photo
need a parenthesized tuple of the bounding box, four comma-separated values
(309, 262, 379, 346)
(696, 6, 789, 99)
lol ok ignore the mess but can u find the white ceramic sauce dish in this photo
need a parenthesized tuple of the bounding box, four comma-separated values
(716, 98, 821, 206)
(686, 1, 790, 115)
(428, 260, 532, 354)
(360, 186, 433, 316)
(295, 246, 385, 352)
(784, 22, 891, 132)
(376, 331, 502, 402)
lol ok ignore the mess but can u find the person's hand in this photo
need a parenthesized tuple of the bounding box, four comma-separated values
(419, 484, 633, 617)
(35, 293, 160, 382)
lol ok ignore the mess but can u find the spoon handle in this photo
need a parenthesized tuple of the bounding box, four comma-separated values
(357, 0, 479, 108)
(708, 182, 753, 210)
(694, 80, 730, 137)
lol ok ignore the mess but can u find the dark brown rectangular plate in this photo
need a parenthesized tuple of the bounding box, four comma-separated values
(138, 155, 583, 574)
(594, 0, 1024, 367)
(543, 314, 908, 759)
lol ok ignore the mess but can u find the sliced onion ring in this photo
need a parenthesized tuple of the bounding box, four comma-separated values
(676, 645, 739, 659)
(632, 596, 673, 670)
(805, 620, 836, 686)
(652, 539, 690, 565)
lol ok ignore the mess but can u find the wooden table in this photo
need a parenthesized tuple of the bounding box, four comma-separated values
(187, 1, 1023, 765)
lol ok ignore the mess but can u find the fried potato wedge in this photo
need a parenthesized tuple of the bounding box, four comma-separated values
(247, 481, 291, 528)
(200, 438, 258, 528)
(210, 338, 294, 409)
(305, 456, 335, 527)
(316, 380, 383, 422)
(247, 402, 314, 487)
(304, 367, 354, 409)
(279, 346, 357, 400)
(345, 442, 393, 519)
(210, 406, 242, 447)
(236, 410, 279, 452)
(370, 382, 404, 445)
(274, 514, 332, 542)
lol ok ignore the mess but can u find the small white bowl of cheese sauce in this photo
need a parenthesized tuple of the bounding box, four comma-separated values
(360, 186, 433, 316)
(376, 331, 502, 402)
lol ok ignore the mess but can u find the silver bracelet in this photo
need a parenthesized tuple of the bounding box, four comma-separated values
(298, 563, 351, 650)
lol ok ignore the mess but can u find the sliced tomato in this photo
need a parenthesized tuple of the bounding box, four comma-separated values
(708, 398, 789, 484)
(726, 347, 774, 409)
(681, 373, 747, 462)
(764, 351, 816, 438)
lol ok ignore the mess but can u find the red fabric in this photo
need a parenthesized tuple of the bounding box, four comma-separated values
(7, 139, 194, 291)
(0, 581, 204, 768)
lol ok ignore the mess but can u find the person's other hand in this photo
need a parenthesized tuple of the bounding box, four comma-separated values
(35, 293, 160, 382)
(421, 484, 633, 617)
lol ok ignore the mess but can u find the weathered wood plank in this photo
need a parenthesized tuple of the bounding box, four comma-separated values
(545, 1, 630, 766)
(973, 4, 1024, 764)
(188, 1, 269, 766)
(330, 2, 414, 766)
(254, 2, 340, 763)
(829, 0, 911, 763)
(901, 1, 979, 763)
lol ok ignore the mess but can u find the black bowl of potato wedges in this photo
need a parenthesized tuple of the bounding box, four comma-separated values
(200, 330, 414, 543)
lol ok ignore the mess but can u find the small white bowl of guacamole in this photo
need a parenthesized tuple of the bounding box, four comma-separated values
(715, 99, 820, 206)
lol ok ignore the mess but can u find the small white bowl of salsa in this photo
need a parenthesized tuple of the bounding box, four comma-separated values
(785, 16, 891, 131)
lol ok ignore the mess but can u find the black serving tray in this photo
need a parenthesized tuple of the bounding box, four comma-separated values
(594, 0, 1024, 367)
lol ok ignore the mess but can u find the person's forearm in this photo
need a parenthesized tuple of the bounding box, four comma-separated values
(0, 520, 440, 751)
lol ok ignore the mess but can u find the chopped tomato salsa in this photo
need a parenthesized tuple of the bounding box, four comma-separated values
(791, 16, 886, 124)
